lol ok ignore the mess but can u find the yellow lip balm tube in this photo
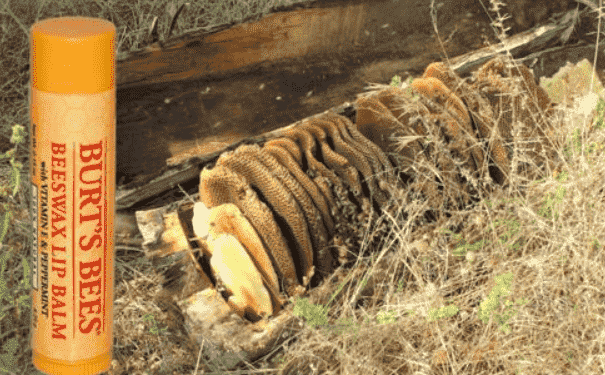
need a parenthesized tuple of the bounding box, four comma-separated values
(29, 17, 116, 375)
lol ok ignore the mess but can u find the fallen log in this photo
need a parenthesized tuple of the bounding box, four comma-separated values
(115, 7, 590, 212)
(114, 0, 582, 193)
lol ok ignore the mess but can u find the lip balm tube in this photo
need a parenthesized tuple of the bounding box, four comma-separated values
(29, 17, 116, 375)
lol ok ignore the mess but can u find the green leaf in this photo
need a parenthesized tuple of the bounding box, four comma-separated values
(9, 124, 26, 146)
(10, 165, 20, 197)
(0, 211, 11, 244)
(19, 256, 31, 289)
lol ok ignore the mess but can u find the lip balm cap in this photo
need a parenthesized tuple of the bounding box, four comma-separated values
(30, 17, 115, 94)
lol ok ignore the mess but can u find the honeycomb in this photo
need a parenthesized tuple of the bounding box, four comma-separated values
(193, 55, 562, 321)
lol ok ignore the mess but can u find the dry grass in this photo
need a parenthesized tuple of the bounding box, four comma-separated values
(2, 0, 605, 374)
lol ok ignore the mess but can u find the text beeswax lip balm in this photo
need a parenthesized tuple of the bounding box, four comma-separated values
(30, 17, 116, 375)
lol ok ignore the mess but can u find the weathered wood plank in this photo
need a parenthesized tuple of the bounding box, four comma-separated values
(117, 0, 369, 89)
(449, 22, 572, 76)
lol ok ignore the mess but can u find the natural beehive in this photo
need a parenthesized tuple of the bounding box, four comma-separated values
(188, 55, 559, 320)
(135, 55, 566, 367)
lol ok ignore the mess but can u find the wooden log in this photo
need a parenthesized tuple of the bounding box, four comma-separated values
(115, 9, 587, 211)
(115, 0, 494, 187)
(134, 202, 214, 300)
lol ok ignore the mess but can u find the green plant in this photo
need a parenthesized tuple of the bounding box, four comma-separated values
(477, 272, 528, 334)
(537, 170, 568, 221)
(292, 297, 328, 329)
(142, 314, 168, 336)
(427, 304, 460, 322)
(593, 96, 605, 130)
(0, 124, 26, 244)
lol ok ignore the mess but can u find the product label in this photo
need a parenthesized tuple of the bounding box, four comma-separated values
(30, 87, 115, 361)
(31, 183, 38, 290)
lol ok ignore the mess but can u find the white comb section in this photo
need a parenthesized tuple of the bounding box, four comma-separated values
(207, 232, 273, 319)
(192, 201, 211, 241)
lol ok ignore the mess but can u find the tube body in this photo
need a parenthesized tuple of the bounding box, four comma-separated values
(29, 17, 116, 375)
